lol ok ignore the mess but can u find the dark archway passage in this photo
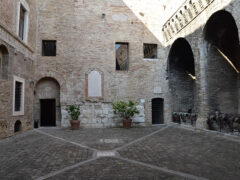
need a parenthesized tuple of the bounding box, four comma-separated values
(168, 38, 196, 113)
(152, 98, 164, 124)
(204, 10, 240, 114)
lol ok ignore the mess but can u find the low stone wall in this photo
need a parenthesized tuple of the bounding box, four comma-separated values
(61, 101, 145, 128)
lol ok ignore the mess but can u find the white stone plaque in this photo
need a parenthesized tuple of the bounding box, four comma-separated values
(88, 70, 102, 97)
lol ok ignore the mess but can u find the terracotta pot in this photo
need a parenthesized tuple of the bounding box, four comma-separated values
(123, 119, 132, 129)
(70, 120, 80, 130)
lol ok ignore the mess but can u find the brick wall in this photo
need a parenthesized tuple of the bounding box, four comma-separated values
(35, 0, 169, 127)
(0, 0, 37, 138)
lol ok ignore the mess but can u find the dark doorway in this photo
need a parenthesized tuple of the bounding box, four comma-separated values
(152, 98, 164, 124)
(40, 99, 56, 126)
(14, 120, 22, 133)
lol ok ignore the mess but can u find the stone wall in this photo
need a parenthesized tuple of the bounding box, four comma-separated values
(61, 100, 145, 128)
(163, 0, 240, 128)
(0, 39, 35, 138)
(36, 0, 240, 129)
(205, 45, 238, 114)
(0, 0, 37, 51)
(35, 0, 169, 127)
(1, 0, 240, 136)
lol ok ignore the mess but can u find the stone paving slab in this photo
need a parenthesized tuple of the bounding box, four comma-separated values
(46, 157, 186, 180)
(119, 126, 240, 180)
(39, 126, 164, 150)
(1, 125, 240, 180)
(0, 131, 93, 180)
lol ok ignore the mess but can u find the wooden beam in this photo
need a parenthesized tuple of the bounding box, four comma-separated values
(215, 47, 239, 74)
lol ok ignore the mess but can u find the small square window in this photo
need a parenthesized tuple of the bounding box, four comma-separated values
(144, 44, 158, 59)
(116, 43, 129, 71)
(42, 40, 56, 56)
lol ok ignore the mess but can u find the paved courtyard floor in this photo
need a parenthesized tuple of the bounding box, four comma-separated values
(0, 124, 240, 180)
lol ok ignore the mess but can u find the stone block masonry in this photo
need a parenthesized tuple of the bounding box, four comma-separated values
(61, 101, 145, 128)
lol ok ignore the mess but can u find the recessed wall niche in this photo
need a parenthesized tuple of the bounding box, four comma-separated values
(86, 69, 104, 100)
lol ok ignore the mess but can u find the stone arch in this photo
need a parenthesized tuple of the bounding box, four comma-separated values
(34, 77, 61, 127)
(204, 10, 240, 69)
(35, 75, 63, 91)
(203, 10, 240, 114)
(14, 120, 22, 133)
(168, 38, 196, 114)
(0, 44, 9, 80)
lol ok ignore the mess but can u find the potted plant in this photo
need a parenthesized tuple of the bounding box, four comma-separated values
(66, 104, 81, 130)
(112, 100, 140, 129)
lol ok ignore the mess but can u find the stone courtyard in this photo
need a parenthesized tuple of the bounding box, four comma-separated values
(0, 125, 240, 180)
(1, 0, 240, 179)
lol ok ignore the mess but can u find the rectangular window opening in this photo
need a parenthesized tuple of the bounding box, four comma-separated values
(144, 44, 158, 59)
(19, 5, 26, 40)
(42, 40, 57, 56)
(116, 43, 129, 71)
(15, 81, 23, 112)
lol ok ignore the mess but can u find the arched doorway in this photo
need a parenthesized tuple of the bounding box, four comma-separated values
(168, 38, 196, 113)
(0, 45, 9, 80)
(152, 98, 164, 124)
(34, 77, 61, 127)
(14, 120, 22, 133)
(203, 10, 240, 114)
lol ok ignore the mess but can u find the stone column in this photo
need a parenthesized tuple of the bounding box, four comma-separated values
(195, 39, 210, 129)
